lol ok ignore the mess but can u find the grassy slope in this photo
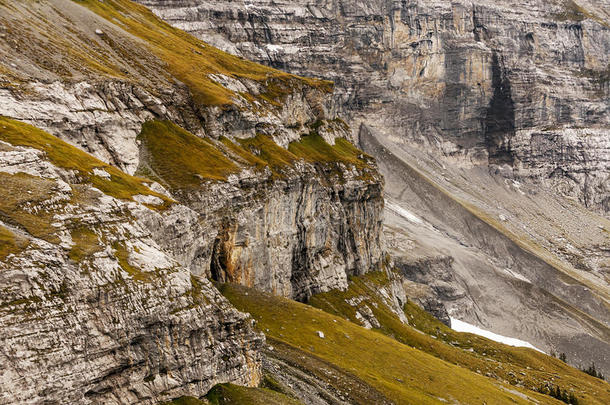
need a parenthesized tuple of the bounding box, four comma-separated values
(137, 120, 374, 190)
(0, 117, 170, 205)
(309, 271, 610, 405)
(220, 283, 560, 405)
(206, 384, 303, 405)
(0, 117, 174, 270)
(36, 0, 330, 106)
(137, 120, 240, 188)
(0, 225, 27, 259)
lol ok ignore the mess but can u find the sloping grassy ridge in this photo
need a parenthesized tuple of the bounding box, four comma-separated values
(309, 271, 610, 404)
(220, 283, 561, 405)
(137, 120, 376, 191)
(3, 0, 332, 107)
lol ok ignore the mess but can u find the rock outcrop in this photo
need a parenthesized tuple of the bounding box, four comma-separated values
(139, 0, 610, 213)
(0, 0, 384, 301)
(0, 118, 263, 404)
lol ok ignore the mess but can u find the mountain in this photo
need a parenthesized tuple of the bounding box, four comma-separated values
(0, 0, 608, 404)
(138, 0, 610, 376)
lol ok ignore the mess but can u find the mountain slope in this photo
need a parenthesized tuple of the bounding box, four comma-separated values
(0, 117, 263, 403)
(0, 0, 385, 301)
(221, 278, 610, 404)
(136, 0, 610, 375)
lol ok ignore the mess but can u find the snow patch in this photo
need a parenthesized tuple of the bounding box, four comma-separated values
(450, 317, 544, 353)
(503, 268, 531, 283)
(385, 201, 422, 224)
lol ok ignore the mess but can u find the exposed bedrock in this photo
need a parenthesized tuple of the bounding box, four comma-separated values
(0, 124, 263, 404)
(138, 0, 610, 213)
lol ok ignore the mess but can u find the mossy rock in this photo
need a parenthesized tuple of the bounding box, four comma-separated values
(0, 117, 171, 206)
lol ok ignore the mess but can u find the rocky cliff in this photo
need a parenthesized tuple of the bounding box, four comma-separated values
(0, 118, 263, 404)
(137, 0, 610, 374)
(139, 0, 610, 214)
(0, 0, 384, 300)
(0, 0, 384, 402)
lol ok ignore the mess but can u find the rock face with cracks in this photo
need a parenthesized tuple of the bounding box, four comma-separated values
(139, 0, 610, 213)
(0, 1, 384, 403)
(0, 119, 263, 404)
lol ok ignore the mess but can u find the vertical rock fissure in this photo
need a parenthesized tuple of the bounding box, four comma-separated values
(484, 51, 516, 165)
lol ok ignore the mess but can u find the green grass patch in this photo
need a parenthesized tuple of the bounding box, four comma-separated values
(309, 271, 610, 405)
(135, 121, 377, 189)
(0, 117, 171, 206)
(68, 225, 102, 262)
(0, 172, 60, 243)
(236, 132, 375, 180)
(554, 1, 609, 27)
(237, 134, 299, 177)
(220, 283, 555, 405)
(288, 133, 369, 169)
(159, 397, 206, 405)
(137, 120, 240, 189)
(219, 136, 268, 169)
(205, 383, 303, 405)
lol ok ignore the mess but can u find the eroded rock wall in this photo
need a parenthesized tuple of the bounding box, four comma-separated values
(139, 0, 610, 213)
(164, 162, 384, 301)
(0, 127, 263, 405)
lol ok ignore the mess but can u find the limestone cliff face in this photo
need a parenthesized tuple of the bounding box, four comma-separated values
(0, 0, 384, 301)
(158, 152, 384, 301)
(139, 0, 610, 213)
(0, 0, 385, 402)
(0, 119, 263, 404)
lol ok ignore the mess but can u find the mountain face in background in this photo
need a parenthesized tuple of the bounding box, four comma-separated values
(137, 0, 610, 375)
(0, 0, 609, 404)
(139, 0, 610, 213)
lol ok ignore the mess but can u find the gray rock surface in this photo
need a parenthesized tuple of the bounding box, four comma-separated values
(361, 128, 610, 376)
(0, 136, 263, 404)
(139, 0, 610, 213)
(143, 140, 383, 301)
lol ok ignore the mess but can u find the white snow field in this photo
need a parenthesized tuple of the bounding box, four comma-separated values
(450, 318, 544, 353)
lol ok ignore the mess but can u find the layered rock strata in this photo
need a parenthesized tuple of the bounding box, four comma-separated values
(139, 0, 610, 213)
(0, 118, 263, 404)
